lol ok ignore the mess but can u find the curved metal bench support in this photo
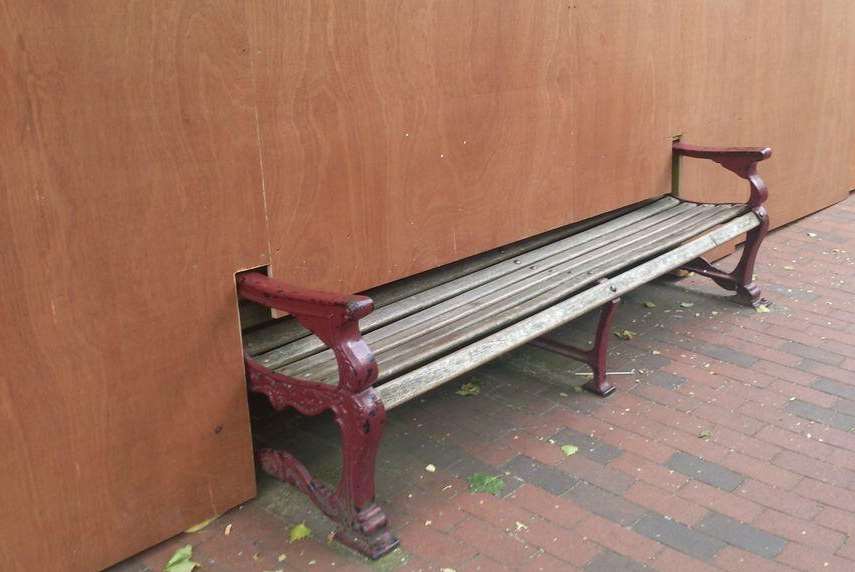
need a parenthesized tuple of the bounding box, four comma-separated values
(528, 297, 621, 397)
(673, 143, 772, 308)
(238, 273, 399, 560)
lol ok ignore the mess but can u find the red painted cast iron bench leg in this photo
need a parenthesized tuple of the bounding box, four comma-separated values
(673, 142, 773, 308)
(528, 296, 621, 397)
(238, 273, 399, 559)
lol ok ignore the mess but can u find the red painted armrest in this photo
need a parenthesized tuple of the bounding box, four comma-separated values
(672, 141, 772, 209)
(673, 143, 772, 165)
(237, 272, 374, 323)
(238, 272, 378, 393)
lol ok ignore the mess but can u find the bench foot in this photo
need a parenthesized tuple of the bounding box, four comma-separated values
(528, 297, 620, 397)
(582, 378, 617, 397)
(334, 504, 400, 560)
(248, 361, 398, 560)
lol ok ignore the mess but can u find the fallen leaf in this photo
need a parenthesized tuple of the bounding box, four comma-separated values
(425, 464, 436, 473)
(184, 516, 217, 533)
(278, 554, 287, 562)
(560, 444, 579, 456)
(643, 301, 657, 308)
(515, 521, 529, 531)
(698, 430, 712, 440)
(456, 382, 481, 396)
(466, 473, 506, 496)
(807, 232, 817, 238)
(164, 545, 199, 572)
(224, 523, 232, 536)
(783, 265, 795, 271)
(614, 330, 637, 340)
(289, 522, 312, 543)
(680, 302, 694, 308)
(755, 304, 771, 313)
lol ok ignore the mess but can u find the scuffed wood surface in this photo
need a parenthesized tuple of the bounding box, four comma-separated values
(377, 212, 760, 409)
(247, 198, 750, 394)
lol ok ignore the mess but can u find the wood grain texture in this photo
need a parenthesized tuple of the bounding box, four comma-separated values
(672, 0, 855, 226)
(3, 1, 855, 569)
(0, 2, 267, 570)
(251, 0, 855, 294)
(377, 212, 760, 409)
(248, 1, 673, 293)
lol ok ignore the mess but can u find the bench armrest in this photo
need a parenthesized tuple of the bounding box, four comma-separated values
(673, 142, 772, 209)
(237, 272, 378, 393)
(237, 271, 374, 322)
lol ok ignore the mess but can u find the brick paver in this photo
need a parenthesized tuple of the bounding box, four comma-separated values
(112, 194, 855, 571)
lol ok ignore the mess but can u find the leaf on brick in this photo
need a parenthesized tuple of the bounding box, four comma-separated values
(184, 516, 217, 533)
(643, 301, 657, 308)
(466, 473, 505, 496)
(456, 381, 481, 396)
(755, 304, 771, 313)
(614, 329, 637, 340)
(560, 444, 579, 456)
(289, 522, 312, 543)
(164, 545, 199, 572)
(680, 302, 694, 308)
(698, 429, 712, 440)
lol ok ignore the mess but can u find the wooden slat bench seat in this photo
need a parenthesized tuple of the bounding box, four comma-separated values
(237, 142, 772, 559)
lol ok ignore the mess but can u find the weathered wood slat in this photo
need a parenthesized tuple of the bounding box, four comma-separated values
(280, 203, 745, 383)
(279, 203, 722, 378)
(363, 199, 656, 309)
(257, 198, 690, 369)
(242, 200, 658, 355)
(376, 212, 760, 409)
(244, 197, 678, 357)
(267, 201, 699, 374)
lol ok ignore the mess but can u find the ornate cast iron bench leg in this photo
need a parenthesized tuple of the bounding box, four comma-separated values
(673, 143, 772, 308)
(528, 297, 621, 397)
(238, 273, 399, 560)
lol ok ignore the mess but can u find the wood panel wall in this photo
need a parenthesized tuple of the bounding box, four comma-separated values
(250, 1, 675, 293)
(2, 2, 854, 570)
(256, 0, 855, 293)
(0, 2, 267, 571)
(672, 1, 855, 225)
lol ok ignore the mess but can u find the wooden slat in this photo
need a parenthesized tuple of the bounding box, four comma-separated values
(259, 198, 691, 370)
(376, 211, 761, 409)
(280, 203, 745, 383)
(242, 199, 658, 355)
(365, 200, 655, 308)
(278, 203, 722, 378)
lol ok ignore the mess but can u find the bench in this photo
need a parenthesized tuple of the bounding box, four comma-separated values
(237, 141, 772, 559)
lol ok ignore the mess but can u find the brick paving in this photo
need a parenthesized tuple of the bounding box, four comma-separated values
(113, 194, 855, 572)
